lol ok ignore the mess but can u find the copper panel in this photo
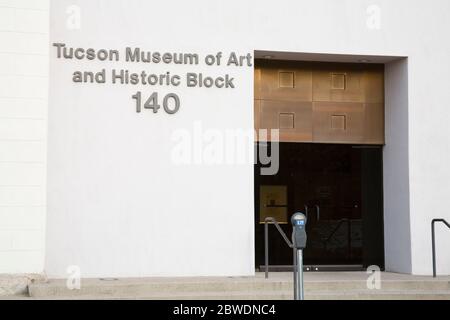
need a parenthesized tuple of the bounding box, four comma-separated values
(363, 103, 385, 144)
(260, 100, 313, 142)
(331, 115, 346, 130)
(313, 102, 365, 143)
(279, 72, 295, 88)
(362, 70, 384, 103)
(254, 99, 261, 128)
(331, 73, 346, 90)
(255, 60, 385, 145)
(313, 70, 364, 102)
(260, 67, 312, 102)
(254, 68, 261, 100)
(279, 113, 295, 129)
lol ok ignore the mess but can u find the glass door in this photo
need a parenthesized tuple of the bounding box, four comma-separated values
(255, 143, 384, 271)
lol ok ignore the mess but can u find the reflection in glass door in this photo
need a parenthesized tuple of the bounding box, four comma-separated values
(254, 143, 384, 271)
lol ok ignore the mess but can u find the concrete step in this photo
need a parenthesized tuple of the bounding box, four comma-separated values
(26, 290, 450, 300)
(27, 272, 450, 300)
(29, 278, 291, 297)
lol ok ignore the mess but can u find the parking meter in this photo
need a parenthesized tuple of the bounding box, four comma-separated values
(291, 212, 307, 300)
(291, 213, 307, 249)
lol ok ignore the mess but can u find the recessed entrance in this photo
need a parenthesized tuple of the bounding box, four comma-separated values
(255, 143, 384, 270)
(254, 59, 385, 271)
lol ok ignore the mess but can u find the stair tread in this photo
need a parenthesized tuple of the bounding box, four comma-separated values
(27, 288, 450, 297)
(23, 290, 450, 300)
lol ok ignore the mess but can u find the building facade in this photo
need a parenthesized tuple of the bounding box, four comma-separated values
(1, 0, 450, 278)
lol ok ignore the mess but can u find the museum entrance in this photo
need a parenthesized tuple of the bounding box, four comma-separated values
(254, 58, 385, 271)
(254, 143, 384, 270)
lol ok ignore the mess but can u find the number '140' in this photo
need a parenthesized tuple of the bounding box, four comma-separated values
(132, 92, 180, 114)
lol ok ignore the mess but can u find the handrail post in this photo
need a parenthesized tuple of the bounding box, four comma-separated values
(432, 219, 437, 278)
(431, 218, 450, 278)
(265, 221, 269, 279)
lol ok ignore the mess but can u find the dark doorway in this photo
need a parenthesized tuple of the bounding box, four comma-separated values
(255, 142, 384, 270)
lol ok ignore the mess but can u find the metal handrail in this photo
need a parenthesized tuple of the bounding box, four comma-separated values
(431, 218, 450, 277)
(264, 217, 293, 279)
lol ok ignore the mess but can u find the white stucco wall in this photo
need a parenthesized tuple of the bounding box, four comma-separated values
(47, 1, 256, 278)
(384, 59, 411, 274)
(0, 0, 49, 274)
(43, 0, 450, 277)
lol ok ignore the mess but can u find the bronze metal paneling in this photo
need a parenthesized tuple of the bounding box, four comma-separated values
(331, 115, 346, 130)
(362, 70, 384, 103)
(279, 72, 295, 88)
(279, 112, 295, 129)
(312, 102, 365, 143)
(331, 73, 346, 90)
(363, 103, 385, 144)
(260, 67, 312, 102)
(259, 100, 313, 142)
(254, 67, 261, 100)
(254, 59, 385, 144)
(313, 70, 364, 103)
(254, 99, 261, 130)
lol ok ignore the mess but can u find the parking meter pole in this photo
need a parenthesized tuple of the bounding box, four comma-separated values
(296, 249, 304, 300)
(291, 212, 307, 301)
(293, 247, 298, 300)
